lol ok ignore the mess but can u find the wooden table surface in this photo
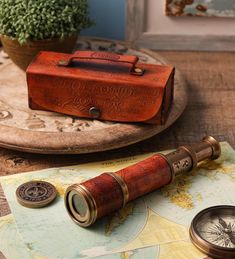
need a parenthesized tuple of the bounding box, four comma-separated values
(0, 51, 235, 258)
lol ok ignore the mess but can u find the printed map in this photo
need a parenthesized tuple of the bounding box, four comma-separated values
(0, 142, 235, 259)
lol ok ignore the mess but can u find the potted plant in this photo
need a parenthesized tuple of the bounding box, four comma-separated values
(0, 0, 93, 70)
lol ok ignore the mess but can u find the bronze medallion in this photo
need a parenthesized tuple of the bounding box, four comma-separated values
(16, 181, 57, 208)
(190, 205, 235, 259)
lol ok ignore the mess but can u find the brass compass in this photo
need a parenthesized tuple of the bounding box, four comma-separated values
(190, 206, 235, 259)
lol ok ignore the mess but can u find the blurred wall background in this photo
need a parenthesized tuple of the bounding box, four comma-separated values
(81, 0, 125, 40)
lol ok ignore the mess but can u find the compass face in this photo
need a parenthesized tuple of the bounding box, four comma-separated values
(197, 214, 235, 248)
(190, 206, 235, 259)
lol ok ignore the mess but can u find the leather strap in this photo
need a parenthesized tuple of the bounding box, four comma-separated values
(58, 51, 144, 75)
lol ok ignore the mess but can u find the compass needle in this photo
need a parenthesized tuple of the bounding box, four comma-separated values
(228, 222, 232, 231)
(218, 216, 228, 229)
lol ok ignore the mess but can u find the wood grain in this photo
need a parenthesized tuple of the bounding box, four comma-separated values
(136, 34, 235, 52)
(0, 252, 6, 259)
(0, 51, 234, 223)
(0, 185, 10, 217)
(125, 0, 144, 42)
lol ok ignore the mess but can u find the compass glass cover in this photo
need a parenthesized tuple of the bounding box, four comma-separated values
(196, 209, 235, 249)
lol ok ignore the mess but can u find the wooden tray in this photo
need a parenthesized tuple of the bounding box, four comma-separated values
(0, 38, 187, 154)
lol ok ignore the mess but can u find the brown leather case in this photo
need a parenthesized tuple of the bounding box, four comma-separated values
(26, 51, 175, 124)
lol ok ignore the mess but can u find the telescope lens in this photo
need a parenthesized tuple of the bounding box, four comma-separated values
(65, 186, 97, 227)
(72, 194, 88, 218)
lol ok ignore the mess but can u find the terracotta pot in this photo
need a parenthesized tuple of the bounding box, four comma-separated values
(0, 35, 78, 71)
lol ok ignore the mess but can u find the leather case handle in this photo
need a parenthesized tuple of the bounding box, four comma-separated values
(58, 51, 144, 75)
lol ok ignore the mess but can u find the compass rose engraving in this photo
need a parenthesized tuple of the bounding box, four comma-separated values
(199, 216, 235, 248)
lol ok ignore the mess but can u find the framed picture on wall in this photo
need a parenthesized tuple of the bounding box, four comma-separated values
(166, 0, 235, 17)
(126, 0, 235, 51)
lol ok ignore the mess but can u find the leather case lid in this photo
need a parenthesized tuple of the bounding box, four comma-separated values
(27, 51, 174, 123)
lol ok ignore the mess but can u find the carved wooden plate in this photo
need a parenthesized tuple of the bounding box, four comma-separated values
(0, 38, 187, 154)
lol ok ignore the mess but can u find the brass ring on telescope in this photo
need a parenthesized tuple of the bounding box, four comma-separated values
(157, 154, 175, 184)
(179, 145, 198, 170)
(65, 184, 97, 227)
(107, 172, 129, 207)
(203, 136, 221, 160)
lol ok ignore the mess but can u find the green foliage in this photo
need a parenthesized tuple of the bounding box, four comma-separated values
(0, 0, 93, 44)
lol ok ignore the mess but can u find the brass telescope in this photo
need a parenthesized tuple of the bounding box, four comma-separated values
(65, 136, 221, 227)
